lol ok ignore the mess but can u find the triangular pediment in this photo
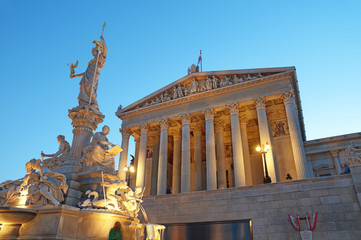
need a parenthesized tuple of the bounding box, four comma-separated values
(116, 66, 295, 116)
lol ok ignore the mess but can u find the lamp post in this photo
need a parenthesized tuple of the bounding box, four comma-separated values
(256, 143, 272, 184)
(123, 155, 135, 186)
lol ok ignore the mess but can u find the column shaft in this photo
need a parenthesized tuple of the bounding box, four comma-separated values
(227, 103, 246, 187)
(203, 109, 217, 190)
(254, 97, 278, 182)
(136, 124, 148, 188)
(157, 119, 169, 195)
(215, 121, 226, 189)
(172, 130, 181, 194)
(330, 150, 342, 175)
(282, 90, 309, 179)
(150, 137, 160, 195)
(193, 127, 203, 191)
(118, 128, 131, 181)
(180, 114, 191, 193)
(240, 117, 252, 185)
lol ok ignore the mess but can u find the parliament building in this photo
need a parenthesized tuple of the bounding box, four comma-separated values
(116, 66, 361, 239)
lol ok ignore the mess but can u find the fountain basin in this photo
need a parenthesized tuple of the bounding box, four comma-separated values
(0, 207, 37, 224)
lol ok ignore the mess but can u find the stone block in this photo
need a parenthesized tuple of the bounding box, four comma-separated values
(336, 221, 361, 231)
(67, 188, 83, 199)
(349, 230, 361, 240)
(312, 232, 329, 240)
(318, 212, 345, 222)
(340, 194, 357, 203)
(327, 230, 351, 240)
(328, 186, 355, 195)
(345, 212, 361, 221)
(67, 179, 81, 189)
(332, 203, 356, 213)
(317, 222, 337, 231)
(230, 204, 250, 212)
(300, 197, 321, 206)
(290, 191, 310, 199)
(309, 189, 329, 197)
(320, 196, 341, 204)
(65, 195, 80, 207)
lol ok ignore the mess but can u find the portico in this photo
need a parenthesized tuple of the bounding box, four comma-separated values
(116, 67, 308, 195)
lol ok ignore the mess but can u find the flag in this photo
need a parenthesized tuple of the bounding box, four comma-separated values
(198, 50, 202, 64)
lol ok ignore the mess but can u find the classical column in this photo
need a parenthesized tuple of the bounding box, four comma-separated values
(157, 119, 169, 195)
(240, 116, 252, 185)
(202, 108, 218, 190)
(136, 123, 149, 188)
(150, 135, 160, 195)
(215, 119, 227, 189)
(193, 124, 203, 191)
(330, 150, 342, 175)
(180, 114, 191, 193)
(254, 97, 278, 182)
(281, 90, 309, 179)
(118, 127, 132, 181)
(226, 103, 246, 187)
(171, 129, 181, 194)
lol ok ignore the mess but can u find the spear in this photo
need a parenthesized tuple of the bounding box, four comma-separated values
(89, 22, 106, 106)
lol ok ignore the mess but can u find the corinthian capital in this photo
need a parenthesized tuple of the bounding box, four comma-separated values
(226, 102, 239, 115)
(240, 115, 248, 126)
(253, 96, 266, 110)
(139, 123, 149, 135)
(202, 108, 214, 121)
(119, 127, 132, 138)
(330, 149, 339, 158)
(179, 114, 191, 125)
(281, 89, 295, 105)
(158, 119, 169, 130)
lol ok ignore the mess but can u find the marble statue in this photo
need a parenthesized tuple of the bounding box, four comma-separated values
(233, 75, 239, 83)
(225, 76, 232, 85)
(346, 141, 361, 164)
(81, 125, 119, 173)
(190, 78, 199, 94)
(183, 85, 190, 96)
(205, 77, 212, 90)
(155, 97, 160, 104)
(0, 159, 68, 207)
(187, 64, 199, 74)
(146, 224, 166, 240)
(199, 81, 207, 92)
(69, 36, 107, 112)
(212, 76, 218, 89)
(163, 92, 171, 101)
(176, 85, 184, 98)
(144, 101, 150, 107)
(220, 78, 228, 87)
(41, 135, 70, 169)
(172, 86, 178, 99)
(160, 93, 165, 103)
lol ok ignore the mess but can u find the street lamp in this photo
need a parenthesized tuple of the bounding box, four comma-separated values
(123, 155, 135, 185)
(256, 143, 272, 184)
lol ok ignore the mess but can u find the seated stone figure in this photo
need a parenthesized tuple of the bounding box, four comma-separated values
(81, 125, 117, 173)
(41, 135, 70, 169)
(0, 159, 68, 207)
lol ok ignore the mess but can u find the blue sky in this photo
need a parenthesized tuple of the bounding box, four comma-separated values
(1, 1, 360, 182)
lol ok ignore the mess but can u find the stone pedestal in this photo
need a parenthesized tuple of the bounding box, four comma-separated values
(78, 172, 120, 201)
(56, 105, 104, 206)
(16, 206, 135, 240)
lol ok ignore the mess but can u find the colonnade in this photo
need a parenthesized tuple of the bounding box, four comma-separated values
(118, 90, 309, 194)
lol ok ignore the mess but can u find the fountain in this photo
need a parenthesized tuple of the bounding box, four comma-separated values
(0, 24, 164, 240)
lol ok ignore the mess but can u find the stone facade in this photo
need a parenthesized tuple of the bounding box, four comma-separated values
(116, 66, 361, 239)
(143, 173, 361, 239)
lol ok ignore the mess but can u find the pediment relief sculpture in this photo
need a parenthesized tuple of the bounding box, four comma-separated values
(125, 71, 279, 112)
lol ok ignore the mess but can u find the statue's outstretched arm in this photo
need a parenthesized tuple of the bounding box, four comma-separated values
(70, 73, 84, 79)
(100, 36, 107, 57)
